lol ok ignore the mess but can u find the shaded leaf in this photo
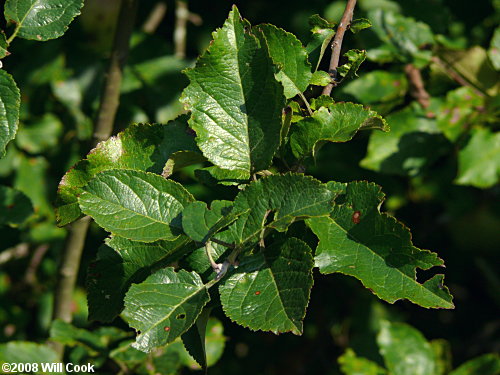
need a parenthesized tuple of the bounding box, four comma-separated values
(219, 237, 313, 334)
(181, 308, 211, 370)
(306, 14, 335, 72)
(257, 24, 312, 99)
(4, 0, 84, 41)
(181, 6, 285, 178)
(123, 268, 210, 352)
(377, 321, 437, 375)
(368, 10, 434, 67)
(181, 317, 225, 369)
(310, 70, 331, 86)
(350, 18, 372, 33)
(229, 173, 335, 245)
(0, 70, 20, 157)
(338, 348, 387, 375)
(87, 236, 194, 322)
(337, 49, 367, 80)
(290, 102, 388, 159)
(0, 342, 59, 374)
(182, 200, 244, 244)
(56, 117, 200, 226)
(0, 185, 33, 225)
(195, 166, 249, 187)
(16, 113, 62, 154)
(436, 87, 483, 142)
(79, 169, 194, 242)
(307, 181, 454, 309)
(488, 27, 500, 70)
(360, 103, 449, 176)
(455, 127, 500, 188)
(449, 354, 500, 375)
(0, 31, 9, 58)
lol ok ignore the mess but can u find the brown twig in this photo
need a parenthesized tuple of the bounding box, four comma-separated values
(0, 243, 29, 265)
(431, 56, 485, 97)
(24, 244, 49, 285)
(404, 64, 431, 108)
(143, 2, 167, 34)
(51, 0, 138, 359)
(322, 0, 357, 96)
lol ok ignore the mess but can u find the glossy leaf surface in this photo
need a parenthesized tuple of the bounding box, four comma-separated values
(87, 236, 194, 322)
(4, 0, 84, 41)
(219, 237, 313, 334)
(181, 6, 285, 177)
(79, 170, 194, 242)
(0, 70, 20, 158)
(56, 117, 199, 226)
(123, 268, 210, 352)
(290, 102, 388, 159)
(307, 181, 454, 309)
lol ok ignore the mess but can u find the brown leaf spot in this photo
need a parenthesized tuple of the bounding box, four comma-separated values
(164, 326, 170, 332)
(352, 211, 361, 224)
(255, 291, 261, 295)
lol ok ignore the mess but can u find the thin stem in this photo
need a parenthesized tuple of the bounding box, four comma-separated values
(174, 0, 188, 58)
(404, 64, 430, 109)
(6, 25, 20, 45)
(322, 0, 357, 96)
(142, 2, 167, 34)
(298, 92, 313, 115)
(431, 56, 486, 97)
(51, 0, 138, 359)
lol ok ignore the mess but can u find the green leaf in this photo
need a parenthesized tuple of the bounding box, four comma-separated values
(219, 237, 314, 335)
(181, 6, 285, 178)
(310, 70, 332, 86)
(50, 319, 129, 352)
(290, 102, 388, 159)
(195, 166, 249, 187)
(87, 236, 194, 322)
(455, 127, 500, 188)
(306, 15, 336, 72)
(338, 71, 408, 112)
(488, 27, 500, 70)
(229, 173, 335, 245)
(337, 49, 367, 80)
(257, 24, 312, 99)
(350, 18, 372, 33)
(360, 103, 449, 176)
(79, 169, 194, 242)
(436, 87, 484, 142)
(431, 339, 452, 375)
(0, 342, 59, 374)
(0, 185, 33, 225)
(0, 70, 20, 158)
(377, 321, 438, 375)
(16, 113, 63, 154)
(0, 31, 9, 58)
(56, 117, 200, 226)
(180, 317, 226, 369)
(307, 181, 454, 309)
(181, 308, 211, 370)
(368, 10, 434, 67)
(4, 0, 84, 41)
(182, 200, 244, 244)
(122, 267, 210, 352)
(338, 348, 388, 375)
(449, 354, 500, 375)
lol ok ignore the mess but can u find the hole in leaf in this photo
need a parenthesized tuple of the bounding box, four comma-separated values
(176, 313, 186, 320)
